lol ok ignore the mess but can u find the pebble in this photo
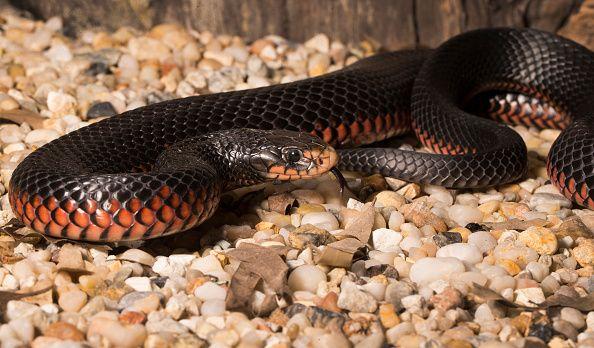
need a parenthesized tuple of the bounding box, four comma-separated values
(372, 228, 403, 252)
(435, 243, 483, 267)
(24, 129, 59, 145)
(300, 212, 339, 231)
(448, 205, 483, 227)
(58, 290, 87, 312)
(410, 257, 465, 285)
(573, 239, 594, 267)
(468, 231, 497, 253)
(194, 282, 227, 301)
(288, 265, 326, 292)
(88, 317, 147, 348)
(518, 226, 558, 255)
(337, 281, 378, 313)
(44, 322, 85, 341)
(125, 277, 153, 292)
(119, 248, 155, 266)
(87, 101, 118, 118)
(560, 307, 585, 330)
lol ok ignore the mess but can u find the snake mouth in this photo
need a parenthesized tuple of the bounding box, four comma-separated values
(264, 147, 339, 181)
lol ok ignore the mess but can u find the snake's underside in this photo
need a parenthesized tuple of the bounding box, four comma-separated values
(9, 28, 594, 241)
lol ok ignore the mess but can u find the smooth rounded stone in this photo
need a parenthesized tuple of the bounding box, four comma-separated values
(558, 307, 585, 331)
(369, 250, 398, 265)
(529, 193, 572, 209)
(47, 91, 77, 116)
(436, 243, 483, 267)
(467, 231, 497, 254)
(410, 257, 466, 285)
(86, 101, 117, 119)
(448, 205, 483, 227)
(399, 236, 422, 252)
(553, 318, 578, 341)
(525, 261, 549, 282)
(451, 271, 488, 287)
(0, 94, 19, 111)
(337, 281, 378, 313)
(124, 277, 152, 292)
(400, 223, 421, 238)
(374, 190, 406, 209)
(518, 226, 558, 255)
(194, 282, 227, 301)
(58, 290, 87, 312)
(118, 248, 155, 266)
(489, 275, 516, 293)
(386, 322, 415, 345)
(128, 37, 171, 61)
(4, 142, 26, 154)
(200, 299, 225, 316)
(300, 212, 339, 231)
(388, 211, 405, 231)
(24, 129, 59, 145)
(0, 125, 26, 144)
(5, 301, 41, 321)
(44, 321, 85, 341)
(493, 243, 539, 268)
(305, 33, 330, 53)
(308, 53, 331, 77)
(372, 228, 403, 252)
(8, 317, 34, 344)
(288, 265, 326, 293)
(573, 239, 594, 267)
(361, 281, 387, 301)
(45, 43, 73, 62)
(88, 317, 147, 348)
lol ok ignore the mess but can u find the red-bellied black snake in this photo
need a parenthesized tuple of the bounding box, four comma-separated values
(9, 28, 594, 241)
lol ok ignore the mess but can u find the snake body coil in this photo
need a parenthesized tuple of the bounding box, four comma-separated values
(9, 28, 594, 241)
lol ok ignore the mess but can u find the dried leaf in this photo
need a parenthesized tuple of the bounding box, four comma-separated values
(337, 202, 375, 243)
(469, 284, 594, 312)
(225, 243, 289, 314)
(0, 110, 45, 129)
(0, 285, 53, 315)
(483, 219, 548, 231)
(316, 238, 365, 267)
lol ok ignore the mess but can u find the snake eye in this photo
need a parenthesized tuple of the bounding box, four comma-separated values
(284, 148, 303, 163)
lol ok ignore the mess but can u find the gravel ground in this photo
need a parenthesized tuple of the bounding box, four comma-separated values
(0, 9, 592, 348)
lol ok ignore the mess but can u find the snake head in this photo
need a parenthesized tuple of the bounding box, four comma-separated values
(248, 129, 339, 182)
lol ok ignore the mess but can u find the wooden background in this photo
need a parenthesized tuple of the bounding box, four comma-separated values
(9, 0, 594, 49)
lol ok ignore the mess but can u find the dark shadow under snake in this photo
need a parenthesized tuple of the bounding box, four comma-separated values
(8, 28, 594, 241)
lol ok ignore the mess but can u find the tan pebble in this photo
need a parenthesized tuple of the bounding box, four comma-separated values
(292, 189, 325, 204)
(44, 321, 85, 341)
(499, 202, 530, 218)
(445, 339, 473, 348)
(577, 265, 593, 277)
(373, 212, 387, 229)
(497, 259, 521, 276)
(315, 291, 341, 312)
(379, 303, 400, 328)
(255, 221, 275, 231)
(308, 53, 330, 77)
(400, 201, 448, 233)
(518, 226, 558, 255)
(573, 239, 594, 267)
(374, 190, 406, 209)
(479, 200, 500, 215)
(385, 177, 408, 191)
(0, 94, 19, 111)
(250, 38, 273, 55)
(58, 289, 87, 312)
(131, 293, 161, 313)
(296, 203, 326, 215)
(396, 183, 421, 200)
(429, 286, 463, 311)
(396, 334, 424, 348)
(420, 242, 437, 257)
(119, 310, 146, 325)
(88, 318, 147, 348)
(92, 32, 114, 49)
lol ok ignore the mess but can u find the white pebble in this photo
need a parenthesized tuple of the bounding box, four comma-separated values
(436, 243, 483, 266)
(300, 212, 339, 231)
(388, 211, 404, 231)
(201, 299, 226, 316)
(288, 265, 326, 293)
(448, 205, 483, 227)
(372, 228, 403, 252)
(399, 236, 422, 252)
(525, 261, 549, 282)
(409, 257, 466, 285)
(194, 282, 227, 301)
(468, 231, 497, 254)
(124, 277, 152, 292)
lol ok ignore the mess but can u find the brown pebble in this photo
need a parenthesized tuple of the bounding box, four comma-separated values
(44, 322, 85, 341)
(315, 291, 341, 313)
(119, 310, 147, 325)
(379, 303, 400, 328)
(429, 287, 463, 312)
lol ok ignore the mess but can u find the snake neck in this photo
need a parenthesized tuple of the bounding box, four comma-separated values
(154, 131, 267, 191)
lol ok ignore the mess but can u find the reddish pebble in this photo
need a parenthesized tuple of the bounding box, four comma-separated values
(44, 322, 85, 341)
